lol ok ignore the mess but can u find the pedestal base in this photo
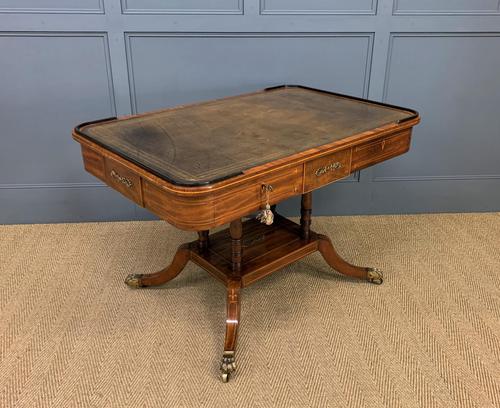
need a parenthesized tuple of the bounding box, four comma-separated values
(124, 213, 382, 382)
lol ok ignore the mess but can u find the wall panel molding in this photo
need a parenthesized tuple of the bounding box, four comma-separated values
(0, 31, 117, 117)
(0, 182, 106, 190)
(0, 30, 116, 118)
(0, 0, 104, 14)
(378, 32, 500, 183)
(0, 32, 117, 187)
(383, 32, 500, 103)
(393, 0, 500, 15)
(373, 174, 500, 182)
(125, 32, 374, 114)
(121, 0, 243, 15)
(260, 0, 377, 15)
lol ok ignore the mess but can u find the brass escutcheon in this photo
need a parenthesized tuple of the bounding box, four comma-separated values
(110, 169, 133, 188)
(315, 161, 342, 177)
(261, 184, 273, 193)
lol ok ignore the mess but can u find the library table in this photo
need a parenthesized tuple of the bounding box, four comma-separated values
(73, 85, 420, 382)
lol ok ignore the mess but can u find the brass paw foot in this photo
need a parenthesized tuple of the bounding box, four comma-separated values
(124, 273, 144, 288)
(367, 268, 383, 285)
(220, 351, 236, 383)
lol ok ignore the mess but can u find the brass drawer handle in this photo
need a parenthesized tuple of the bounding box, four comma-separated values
(110, 169, 133, 188)
(315, 161, 342, 177)
(256, 184, 274, 225)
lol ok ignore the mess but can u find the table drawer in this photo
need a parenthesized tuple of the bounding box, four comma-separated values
(214, 165, 302, 222)
(351, 129, 411, 171)
(104, 157, 143, 206)
(303, 149, 351, 192)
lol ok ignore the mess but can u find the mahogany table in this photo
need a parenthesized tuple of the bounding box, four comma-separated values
(73, 85, 420, 382)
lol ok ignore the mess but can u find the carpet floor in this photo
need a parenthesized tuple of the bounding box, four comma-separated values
(0, 213, 499, 408)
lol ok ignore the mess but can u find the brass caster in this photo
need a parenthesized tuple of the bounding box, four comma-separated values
(124, 273, 144, 288)
(367, 268, 383, 285)
(220, 351, 236, 383)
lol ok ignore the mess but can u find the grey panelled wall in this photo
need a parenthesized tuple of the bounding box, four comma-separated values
(0, 0, 499, 224)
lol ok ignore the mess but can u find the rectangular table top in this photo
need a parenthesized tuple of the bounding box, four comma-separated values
(75, 85, 417, 186)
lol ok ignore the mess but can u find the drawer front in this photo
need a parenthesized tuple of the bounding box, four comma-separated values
(81, 145, 105, 181)
(303, 149, 351, 192)
(351, 129, 411, 171)
(214, 164, 303, 222)
(104, 157, 143, 205)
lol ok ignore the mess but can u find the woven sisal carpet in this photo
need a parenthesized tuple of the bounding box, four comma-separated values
(1, 213, 499, 408)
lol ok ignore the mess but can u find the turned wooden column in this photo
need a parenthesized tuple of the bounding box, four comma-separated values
(197, 230, 209, 251)
(229, 219, 243, 275)
(300, 192, 312, 241)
